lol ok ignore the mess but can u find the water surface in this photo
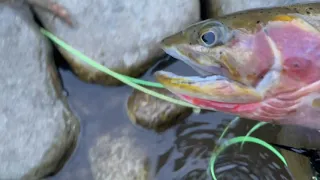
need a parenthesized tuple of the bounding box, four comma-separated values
(49, 56, 294, 180)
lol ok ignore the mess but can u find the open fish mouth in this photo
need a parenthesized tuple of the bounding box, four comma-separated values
(154, 70, 263, 105)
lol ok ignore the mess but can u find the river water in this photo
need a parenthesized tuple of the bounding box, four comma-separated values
(45, 55, 298, 180)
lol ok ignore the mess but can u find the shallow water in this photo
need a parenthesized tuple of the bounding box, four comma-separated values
(49, 56, 294, 180)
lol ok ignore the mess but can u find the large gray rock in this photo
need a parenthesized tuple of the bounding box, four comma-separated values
(89, 127, 149, 180)
(203, 0, 316, 17)
(0, 3, 79, 179)
(32, 0, 200, 85)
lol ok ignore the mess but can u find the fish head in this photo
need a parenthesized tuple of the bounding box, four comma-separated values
(160, 19, 234, 77)
(160, 17, 275, 86)
(156, 13, 320, 127)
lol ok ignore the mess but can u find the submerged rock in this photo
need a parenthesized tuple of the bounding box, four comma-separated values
(203, 0, 315, 18)
(89, 127, 149, 180)
(32, 0, 200, 85)
(0, 3, 79, 179)
(127, 88, 193, 131)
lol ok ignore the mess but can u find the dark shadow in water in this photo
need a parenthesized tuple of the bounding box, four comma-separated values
(49, 56, 294, 180)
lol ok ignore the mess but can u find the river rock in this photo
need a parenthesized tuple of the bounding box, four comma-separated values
(203, 0, 316, 18)
(89, 127, 149, 180)
(31, 0, 200, 85)
(0, 3, 79, 179)
(126, 87, 193, 131)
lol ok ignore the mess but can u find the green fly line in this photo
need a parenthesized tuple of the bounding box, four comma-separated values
(212, 118, 286, 179)
(40, 28, 287, 180)
(40, 28, 201, 112)
(217, 116, 240, 143)
(240, 121, 269, 150)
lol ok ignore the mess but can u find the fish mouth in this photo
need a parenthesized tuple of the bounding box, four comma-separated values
(154, 71, 263, 104)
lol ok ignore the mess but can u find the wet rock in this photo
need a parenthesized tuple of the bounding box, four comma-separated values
(89, 127, 149, 180)
(32, 0, 200, 85)
(203, 0, 315, 18)
(0, 3, 79, 179)
(126, 87, 193, 131)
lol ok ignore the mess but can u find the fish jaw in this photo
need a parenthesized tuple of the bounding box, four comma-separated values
(154, 70, 264, 114)
(153, 70, 270, 120)
(154, 70, 320, 128)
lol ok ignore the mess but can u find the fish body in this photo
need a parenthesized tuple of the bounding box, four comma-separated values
(155, 2, 320, 128)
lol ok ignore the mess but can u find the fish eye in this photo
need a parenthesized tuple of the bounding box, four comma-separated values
(200, 31, 216, 47)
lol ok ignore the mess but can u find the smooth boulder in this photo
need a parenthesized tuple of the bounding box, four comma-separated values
(127, 87, 193, 131)
(0, 3, 79, 179)
(89, 127, 149, 180)
(32, 0, 200, 85)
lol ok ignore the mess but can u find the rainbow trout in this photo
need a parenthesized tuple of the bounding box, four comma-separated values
(155, 2, 320, 129)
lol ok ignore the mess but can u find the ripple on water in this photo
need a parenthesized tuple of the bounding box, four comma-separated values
(214, 148, 292, 180)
